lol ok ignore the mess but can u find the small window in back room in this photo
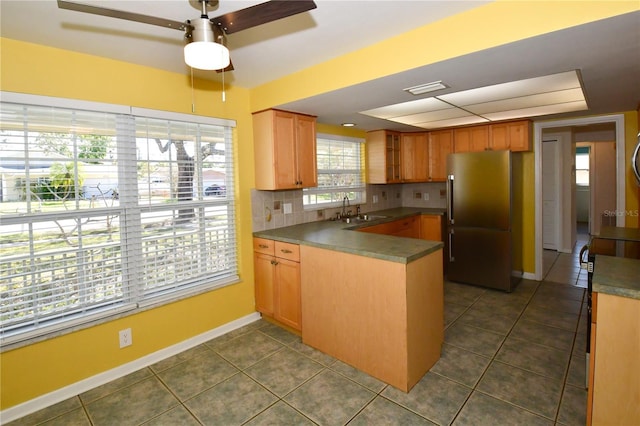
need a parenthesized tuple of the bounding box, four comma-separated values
(576, 146, 590, 186)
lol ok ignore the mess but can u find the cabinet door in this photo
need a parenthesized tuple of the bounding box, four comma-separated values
(401, 133, 429, 182)
(366, 130, 387, 184)
(296, 114, 317, 188)
(506, 121, 531, 151)
(420, 215, 442, 241)
(489, 121, 531, 151)
(386, 132, 402, 183)
(274, 258, 302, 330)
(273, 110, 298, 188)
(429, 130, 453, 181)
(454, 126, 489, 153)
(390, 217, 420, 238)
(254, 252, 275, 315)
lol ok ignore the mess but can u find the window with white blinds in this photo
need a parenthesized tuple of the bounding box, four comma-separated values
(303, 134, 366, 208)
(0, 95, 237, 345)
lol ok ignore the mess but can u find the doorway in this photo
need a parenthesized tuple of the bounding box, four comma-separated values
(534, 114, 626, 281)
(575, 146, 590, 234)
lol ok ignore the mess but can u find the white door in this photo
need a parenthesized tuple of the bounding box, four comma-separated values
(542, 139, 558, 250)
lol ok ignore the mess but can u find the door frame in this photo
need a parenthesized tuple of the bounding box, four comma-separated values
(533, 114, 625, 281)
(541, 137, 560, 251)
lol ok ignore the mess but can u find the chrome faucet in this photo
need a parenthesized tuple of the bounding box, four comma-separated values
(342, 196, 350, 217)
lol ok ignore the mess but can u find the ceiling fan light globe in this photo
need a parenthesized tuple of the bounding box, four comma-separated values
(184, 41, 230, 70)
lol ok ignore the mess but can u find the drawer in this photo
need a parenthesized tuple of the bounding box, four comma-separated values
(253, 237, 275, 255)
(275, 241, 300, 262)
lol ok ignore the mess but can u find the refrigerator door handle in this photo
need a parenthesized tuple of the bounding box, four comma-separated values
(448, 229, 455, 262)
(447, 174, 454, 225)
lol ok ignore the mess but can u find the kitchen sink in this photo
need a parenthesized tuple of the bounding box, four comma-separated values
(342, 214, 389, 223)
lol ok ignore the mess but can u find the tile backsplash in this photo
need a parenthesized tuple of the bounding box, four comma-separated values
(251, 182, 447, 232)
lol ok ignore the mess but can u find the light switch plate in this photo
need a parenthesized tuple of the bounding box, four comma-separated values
(283, 203, 292, 214)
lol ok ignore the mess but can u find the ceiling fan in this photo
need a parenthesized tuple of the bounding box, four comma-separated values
(57, 0, 317, 71)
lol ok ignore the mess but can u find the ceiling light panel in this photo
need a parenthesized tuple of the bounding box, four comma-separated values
(413, 115, 490, 130)
(464, 88, 586, 115)
(392, 107, 473, 125)
(360, 97, 451, 119)
(481, 100, 588, 121)
(438, 70, 582, 106)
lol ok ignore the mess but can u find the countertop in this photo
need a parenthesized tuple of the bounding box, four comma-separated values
(253, 207, 445, 264)
(593, 226, 640, 242)
(592, 255, 640, 300)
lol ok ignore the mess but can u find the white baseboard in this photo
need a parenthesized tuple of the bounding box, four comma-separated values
(522, 272, 537, 280)
(1, 312, 261, 424)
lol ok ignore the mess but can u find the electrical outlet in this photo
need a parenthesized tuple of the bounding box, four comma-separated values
(414, 192, 422, 199)
(373, 195, 379, 204)
(119, 328, 132, 348)
(423, 193, 430, 201)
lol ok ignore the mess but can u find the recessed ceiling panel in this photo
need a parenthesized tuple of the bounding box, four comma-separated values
(358, 69, 588, 129)
(360, 97, 451, 119)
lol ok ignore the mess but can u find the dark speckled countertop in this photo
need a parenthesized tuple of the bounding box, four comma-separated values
(253, 207, 445, 264)
(592, 255, 640, 300)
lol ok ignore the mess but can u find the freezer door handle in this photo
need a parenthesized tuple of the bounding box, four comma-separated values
(448, 229, 455, 262)
(447, 174, 454, 225)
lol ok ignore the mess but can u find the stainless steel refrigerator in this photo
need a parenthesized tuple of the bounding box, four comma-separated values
(446, 150, 521, 292)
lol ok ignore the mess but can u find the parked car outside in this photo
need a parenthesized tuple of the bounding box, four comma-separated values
(205, 184, 226, 196)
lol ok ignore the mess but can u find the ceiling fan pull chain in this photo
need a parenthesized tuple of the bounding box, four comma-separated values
(221, 34, 226, 103)
(190, 67, 196, 112)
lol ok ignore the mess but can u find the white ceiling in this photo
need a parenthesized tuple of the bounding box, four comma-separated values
(1, 1, 639, 131)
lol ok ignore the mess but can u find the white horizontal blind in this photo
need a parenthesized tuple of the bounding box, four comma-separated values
(0, 98, 237, 344)
(132, 117, 237, 303)
(303, 134, 366, 208)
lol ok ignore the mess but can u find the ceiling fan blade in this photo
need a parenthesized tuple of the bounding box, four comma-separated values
(57, 0, 190, 32)
(211, 0, 316, 35)
(217, 59, 234, 73)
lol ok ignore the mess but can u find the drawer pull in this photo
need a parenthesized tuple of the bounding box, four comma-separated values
(258, 244, 269, 249)
(280, 249, 293, 254)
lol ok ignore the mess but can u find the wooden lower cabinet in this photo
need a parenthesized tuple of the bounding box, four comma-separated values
(588, 292, 640, 425)
(300, 244, 443, 392)
(420, 215, 442, 241)
(359, 216, 420, 238)
(253, 238, 302, 331)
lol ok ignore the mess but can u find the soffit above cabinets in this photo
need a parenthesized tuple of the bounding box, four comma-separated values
(360, 70, 587, 129)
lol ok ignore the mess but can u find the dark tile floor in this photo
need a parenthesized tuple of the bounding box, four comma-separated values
(8, 240, 590, 426)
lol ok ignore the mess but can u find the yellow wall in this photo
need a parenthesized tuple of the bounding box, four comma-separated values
(0, 38, 258, 409)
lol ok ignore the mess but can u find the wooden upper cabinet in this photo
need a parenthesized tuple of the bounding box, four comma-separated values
(253, 109, 317, 190)
(453, 121, 531, 152)
(428, 129, 453, 181)
(454, 125, 489, 153)
(366, 130, 402, 183)
(489, 120, 531, 152)
(401, 132, 429, 182)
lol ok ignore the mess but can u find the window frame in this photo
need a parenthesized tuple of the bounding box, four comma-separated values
(0, 92, 238, 347)
(303, 133, 366, 210)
